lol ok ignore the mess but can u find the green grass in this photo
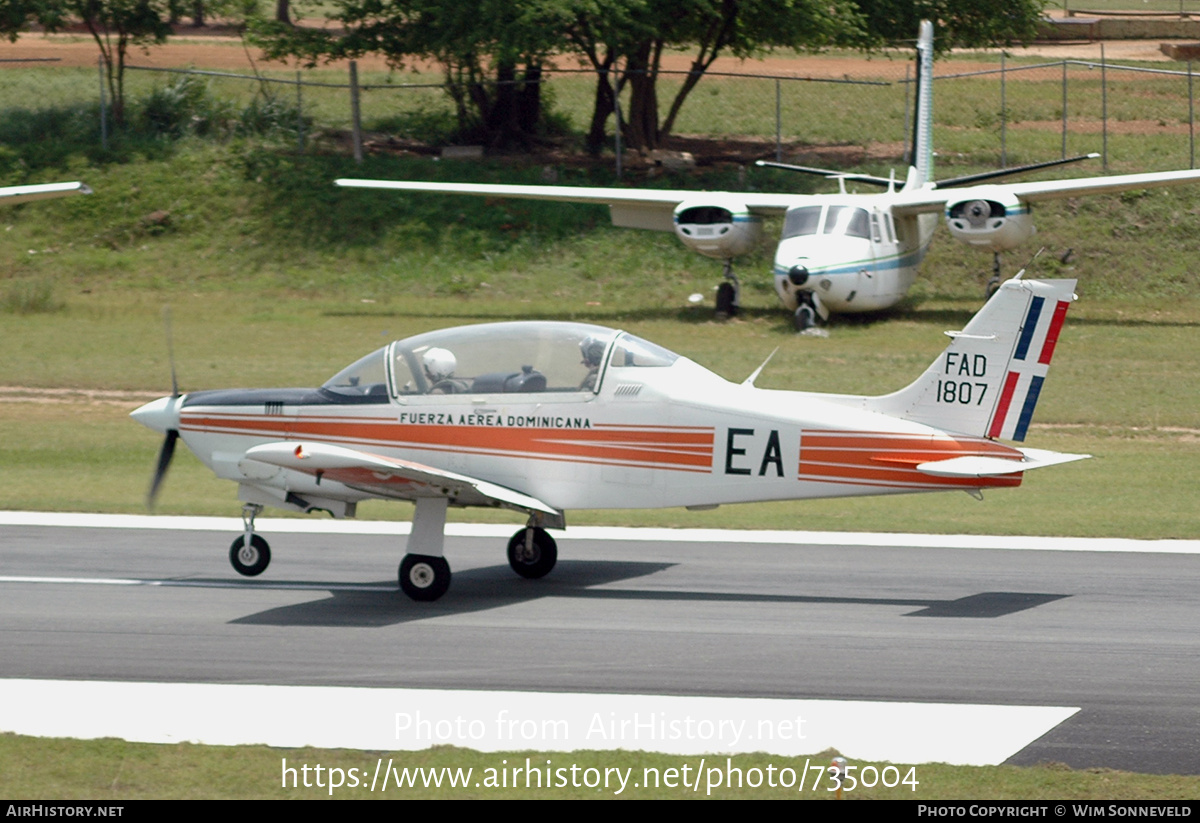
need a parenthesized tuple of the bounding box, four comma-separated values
(3, 734, 1199, 799)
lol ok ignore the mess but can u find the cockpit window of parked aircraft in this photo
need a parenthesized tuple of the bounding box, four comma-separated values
(781, 205, 822, 239)
(823, 206, 871, 239)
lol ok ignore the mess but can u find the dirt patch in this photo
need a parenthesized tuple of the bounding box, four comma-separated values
(0, 386, 158, 406)
(1008, 118, 1193, 135)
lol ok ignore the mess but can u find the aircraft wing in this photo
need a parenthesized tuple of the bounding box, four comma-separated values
(1001, 167, 1200, 201)
(336, 178, 797, 232)
(0, 182, 92, 206)
(242, 441, 563, 525)
(892, 167, 1200, 216)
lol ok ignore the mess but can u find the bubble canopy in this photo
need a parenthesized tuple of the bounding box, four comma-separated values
(321, 321, 679, 400)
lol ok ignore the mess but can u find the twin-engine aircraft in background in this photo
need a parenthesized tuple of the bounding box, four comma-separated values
(132, 274, 1087, 601)
(337, 20, 1200, 331)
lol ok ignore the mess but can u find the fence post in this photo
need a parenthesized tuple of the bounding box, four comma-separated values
(1101, 43, 1108, 171)
(1061, 60, 1068, 159)
(296, 70, 304, 153)
(903, 64, 911, 165)
(349, 60, 363, 164)
(1000, 51, 1007, 168)
(612, 71, 623, 181)
(775, 78, 782, 162)
(98, 56, 108, 151)
(1180, 61, 1190, 169)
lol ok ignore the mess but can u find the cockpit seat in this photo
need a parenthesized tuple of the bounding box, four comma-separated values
(471, 366, 547, 393)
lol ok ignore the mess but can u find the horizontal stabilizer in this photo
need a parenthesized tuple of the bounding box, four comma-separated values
(917, 448, 1090, 478)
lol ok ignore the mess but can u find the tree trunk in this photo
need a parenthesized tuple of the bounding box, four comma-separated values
(622, 41, 659, 151)
(275, 0, 290, 24)
(517, 61, 542, 135)
(585, 57, 616, 155)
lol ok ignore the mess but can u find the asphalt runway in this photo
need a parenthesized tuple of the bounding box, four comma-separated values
(1, 517, 1198, 775)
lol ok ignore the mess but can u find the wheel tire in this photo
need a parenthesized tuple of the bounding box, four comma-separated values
(506, 528, 558, 579)
(793, 305, 816, 332)
(399, 554, 451, 602)
(714, 282, 738, 319)
(985, 276, 1001, 299)
(229, 534, 270, 577)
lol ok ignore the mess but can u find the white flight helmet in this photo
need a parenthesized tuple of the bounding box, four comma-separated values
(422, 347, 457, 381)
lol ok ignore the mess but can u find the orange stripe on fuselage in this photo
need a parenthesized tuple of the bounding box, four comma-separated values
(798, 430, 1023, 489)
(180, 412, 715, 471)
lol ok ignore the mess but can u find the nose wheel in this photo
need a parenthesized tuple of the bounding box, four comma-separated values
(229, 503, 270, 576)
(793, 291, 827, 332)
(229, 534, 270, 576)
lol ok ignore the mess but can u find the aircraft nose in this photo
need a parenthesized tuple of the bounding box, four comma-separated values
(130, 395, 181, 434)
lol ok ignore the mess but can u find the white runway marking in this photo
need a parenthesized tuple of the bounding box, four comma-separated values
(3, 511, 1198, 554)
(0, 679, 1077, 765)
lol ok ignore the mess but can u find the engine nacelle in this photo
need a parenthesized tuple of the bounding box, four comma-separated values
(944, 186, 1035, 252)
(673, 197, 763, 260)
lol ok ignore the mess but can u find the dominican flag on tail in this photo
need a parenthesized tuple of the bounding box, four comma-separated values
(986, 294, 1071, 441)
(864, 276, 1078, 441)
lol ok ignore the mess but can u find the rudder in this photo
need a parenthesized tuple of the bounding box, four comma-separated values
(865, 277, 1077, 441)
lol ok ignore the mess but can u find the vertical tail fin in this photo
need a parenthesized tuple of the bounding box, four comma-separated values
(864, 277, 1078, 441)
(907, 19, 935, 189)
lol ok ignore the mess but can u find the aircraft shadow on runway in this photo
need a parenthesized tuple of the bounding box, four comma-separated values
(213, 561, 1071, 627)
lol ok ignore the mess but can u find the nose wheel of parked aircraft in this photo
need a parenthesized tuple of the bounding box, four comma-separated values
(399, 554, 451, 601)
(793, 291, 825, 332)
(507, 527, 558, 579)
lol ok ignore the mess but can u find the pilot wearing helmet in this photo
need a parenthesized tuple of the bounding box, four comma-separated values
(423, 347, 467, 394)
(578, 335, 606, 391)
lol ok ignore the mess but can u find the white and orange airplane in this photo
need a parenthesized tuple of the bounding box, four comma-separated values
(132, 273, 1087, 601)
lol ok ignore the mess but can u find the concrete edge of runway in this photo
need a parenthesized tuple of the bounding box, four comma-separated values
(2, 510, 1197, 554)
(0, 679, 1080, 766)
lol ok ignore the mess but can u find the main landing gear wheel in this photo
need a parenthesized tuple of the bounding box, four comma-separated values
(399, 553, 451, 602)
(229, 534, 270, 577)
(714, 282, 738, 319)
(507, 528, 558, 579)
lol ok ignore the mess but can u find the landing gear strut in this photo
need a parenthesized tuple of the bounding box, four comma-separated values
(714, 260, 740, 319)
(986, 253, 1003, 298)
(229, 503, 270, 576)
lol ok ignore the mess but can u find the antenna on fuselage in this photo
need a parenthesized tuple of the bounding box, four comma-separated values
(1012, 247, 1046, 281)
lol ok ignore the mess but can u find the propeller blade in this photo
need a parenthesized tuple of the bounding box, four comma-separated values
(147, 428, 179, 509)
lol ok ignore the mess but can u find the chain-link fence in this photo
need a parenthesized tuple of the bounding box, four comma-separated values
(85, 52, 1200, 176)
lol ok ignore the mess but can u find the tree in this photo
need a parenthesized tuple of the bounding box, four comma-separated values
(70, 0, 173, 124)
(250, 0, 561, 147)
(562, 0, 866, 153)
(854, 0, 1047, 51)
(0, 0, 172, 125)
